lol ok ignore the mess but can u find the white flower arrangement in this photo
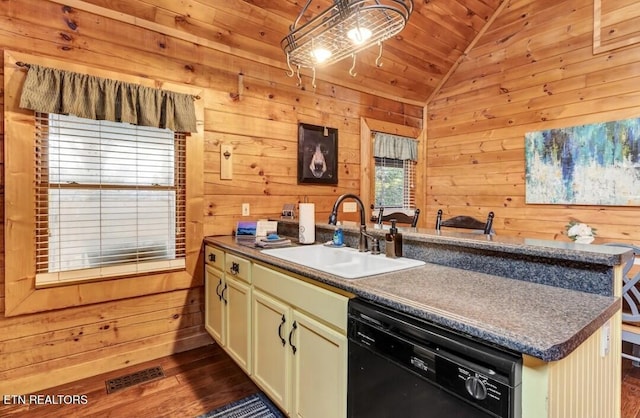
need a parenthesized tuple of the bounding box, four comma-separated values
(566, 221, 596, 244)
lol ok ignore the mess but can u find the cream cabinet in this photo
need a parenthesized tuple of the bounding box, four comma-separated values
(252, 290, 290, 410)
(291, 309, 347, 418)
(204, 246, 225, 342)
(252, 263, 348, 418)
(204, 264, 225, 343)
(224, 275, 251, 373)
(204, 246, 252, 374)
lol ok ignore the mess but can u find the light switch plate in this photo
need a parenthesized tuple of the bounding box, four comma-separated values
(343, 202, 357, 213)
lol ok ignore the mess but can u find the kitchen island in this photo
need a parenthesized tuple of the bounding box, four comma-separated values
(204, 225, 628, 418)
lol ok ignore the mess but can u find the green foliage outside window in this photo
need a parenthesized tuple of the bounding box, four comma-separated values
(374, 158, 405, 207)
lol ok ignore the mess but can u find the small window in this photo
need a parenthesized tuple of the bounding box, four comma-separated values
(35, 113, 186, 286)
(374, 157, 416, 209)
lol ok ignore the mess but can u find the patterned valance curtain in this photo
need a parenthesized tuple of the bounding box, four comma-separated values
(19, 64, 197, 132)
(373, 132, 418, 161)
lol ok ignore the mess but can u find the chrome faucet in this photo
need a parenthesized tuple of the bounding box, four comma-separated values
(328, 193, 378, 253)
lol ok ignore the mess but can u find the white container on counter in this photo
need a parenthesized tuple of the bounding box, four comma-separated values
(298, 203, 315, 244)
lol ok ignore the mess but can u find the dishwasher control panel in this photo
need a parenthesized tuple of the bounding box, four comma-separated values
(436, 355, 511, 417)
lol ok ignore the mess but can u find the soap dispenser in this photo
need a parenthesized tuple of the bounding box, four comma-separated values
(385, 219, 403, 258)
(333, 221, 344, 246)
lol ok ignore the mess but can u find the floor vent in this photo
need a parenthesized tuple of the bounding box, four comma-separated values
(105, 366, 165, 394)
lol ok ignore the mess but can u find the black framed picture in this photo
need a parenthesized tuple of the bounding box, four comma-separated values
(297, 123, 338, 185)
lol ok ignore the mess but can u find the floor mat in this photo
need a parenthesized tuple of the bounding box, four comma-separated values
(197, 392, 284, 418)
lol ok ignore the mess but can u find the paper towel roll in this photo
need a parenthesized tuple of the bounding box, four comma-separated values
(298, 203, 315, 244)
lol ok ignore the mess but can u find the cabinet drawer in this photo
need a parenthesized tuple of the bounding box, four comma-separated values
(253, 264, 348, 332)
(226, 253, 251, 284)
(205, 246, 225, 270)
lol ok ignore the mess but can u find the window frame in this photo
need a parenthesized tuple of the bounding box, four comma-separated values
(4, 50, 204, 316)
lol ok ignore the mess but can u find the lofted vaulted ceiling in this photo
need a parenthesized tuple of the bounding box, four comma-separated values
(74, 0, 506, 105)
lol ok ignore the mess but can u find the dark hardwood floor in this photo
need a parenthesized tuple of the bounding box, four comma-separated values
(3, 343, 640, 417)
(0, 343, 259, 418)
(623, 357, 640, 418)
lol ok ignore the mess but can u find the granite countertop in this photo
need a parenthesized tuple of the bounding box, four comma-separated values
(204, 235, 620, 362)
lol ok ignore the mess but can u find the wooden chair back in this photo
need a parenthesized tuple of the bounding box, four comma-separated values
(604, 243, 640, 364)
(374, 208, 420, 228)
(435, 209, 495, 235)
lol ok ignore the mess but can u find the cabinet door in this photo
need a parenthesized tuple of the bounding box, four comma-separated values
(291, 310, 347, 418)
(252, 289, 292, 414)
(204, 265, 225, 345)
(225, 275, 252, 374)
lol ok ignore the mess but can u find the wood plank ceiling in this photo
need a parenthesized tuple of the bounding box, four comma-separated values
(74, 0, 505, 105)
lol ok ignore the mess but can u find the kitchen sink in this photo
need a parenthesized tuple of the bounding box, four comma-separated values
(260, 244, 426, 279)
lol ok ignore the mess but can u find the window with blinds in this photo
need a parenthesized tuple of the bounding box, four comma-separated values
(35, 113, 186, 286)
(374, 156, 416, 209)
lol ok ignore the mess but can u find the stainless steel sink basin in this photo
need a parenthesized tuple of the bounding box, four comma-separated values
(260, 244, 425, 279)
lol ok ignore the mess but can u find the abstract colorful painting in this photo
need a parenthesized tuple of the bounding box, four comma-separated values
(525, 117, 640, 205)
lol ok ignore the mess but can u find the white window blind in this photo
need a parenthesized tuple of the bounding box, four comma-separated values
(374, 157, 416, 209)
(35, 113, 186, 286)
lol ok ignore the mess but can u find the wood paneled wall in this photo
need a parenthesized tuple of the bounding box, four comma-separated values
(427, 0, 640, 244)
(203, 76, 421, 236)
(0, 0, 421, 394)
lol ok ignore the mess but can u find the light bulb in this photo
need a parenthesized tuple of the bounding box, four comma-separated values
(310, 47, 332, 63)
(347, 27, 372, 45)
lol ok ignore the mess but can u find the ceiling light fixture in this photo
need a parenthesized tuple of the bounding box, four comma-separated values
(282, 0, 413, 87)
(347, 27, 373, 45)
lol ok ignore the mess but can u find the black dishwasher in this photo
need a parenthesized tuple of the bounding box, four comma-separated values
(348, 298, 522, 418)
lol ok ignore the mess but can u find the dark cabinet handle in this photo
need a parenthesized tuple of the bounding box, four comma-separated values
(278, 314, 286, 346)
(208, 253, 216, 262)
(230, 262, 240, 275)
(288, 321, 298, 354)
(221, 283, 228, 305)
(215, 278, 223, 301)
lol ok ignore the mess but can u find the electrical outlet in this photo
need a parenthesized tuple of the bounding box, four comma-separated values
(600, 319, 610, 357)
(242, 203, 250, 216)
